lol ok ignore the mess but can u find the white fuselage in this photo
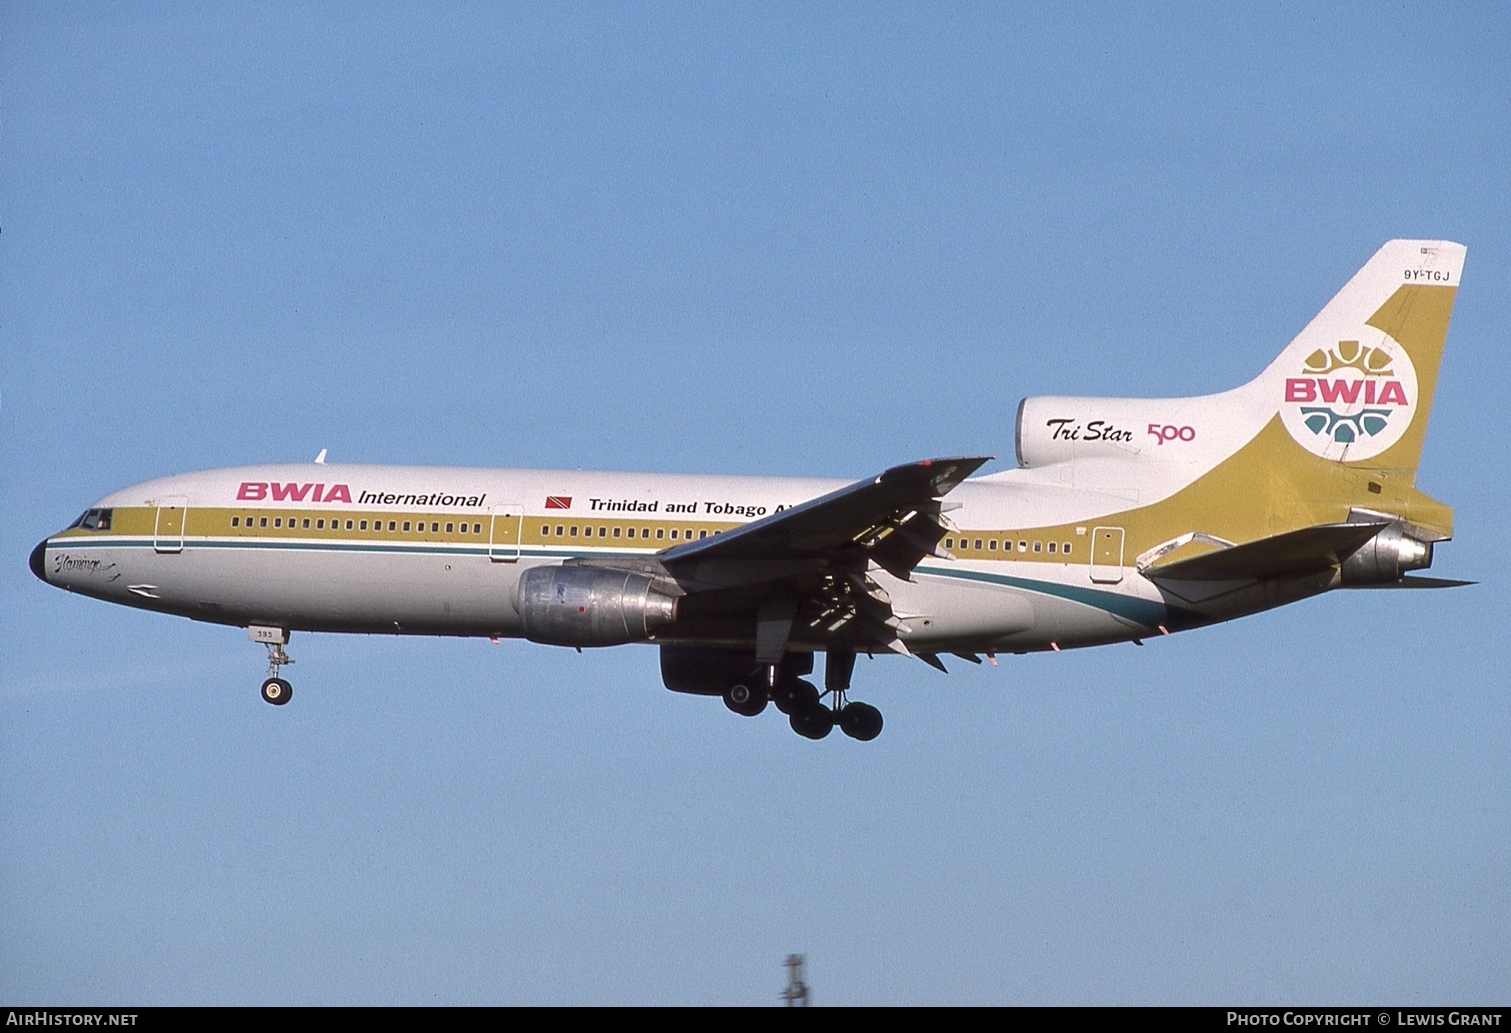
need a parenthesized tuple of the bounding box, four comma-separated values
(38, 460, 1231, 656)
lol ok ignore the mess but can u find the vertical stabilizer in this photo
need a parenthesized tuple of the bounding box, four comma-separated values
(1256, 239, 1464, 475)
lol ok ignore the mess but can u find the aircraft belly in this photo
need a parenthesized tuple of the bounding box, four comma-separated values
(47, 541, 524, 636)
(892, 562, 1178, 651)
(888, 573, 1035, 645)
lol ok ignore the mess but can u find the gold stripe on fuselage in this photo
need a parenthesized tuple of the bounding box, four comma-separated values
(51, 505, 1114, 566)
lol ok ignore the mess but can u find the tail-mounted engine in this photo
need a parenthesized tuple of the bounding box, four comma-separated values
(1340, 519, 1436, 585)
(517, 565, 679, 647)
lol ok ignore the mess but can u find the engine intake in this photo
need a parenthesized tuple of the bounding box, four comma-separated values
(1340, 522, 1434, 585)
(518, 566, 679, 647)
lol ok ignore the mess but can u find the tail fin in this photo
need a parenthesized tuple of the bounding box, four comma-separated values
(1256, 239, 1464, 475)
(1008, 240, 1465, 543)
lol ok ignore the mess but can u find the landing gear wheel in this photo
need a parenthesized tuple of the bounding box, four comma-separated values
(260, 677, 292, 706)
(789, 705, 835, 740)
(772, 678, 820, 716)
(838, 701, 883, 741)
(723, 681, 768, 717)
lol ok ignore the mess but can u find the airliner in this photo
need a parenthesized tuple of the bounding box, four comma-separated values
(30, 240, 1469, 740)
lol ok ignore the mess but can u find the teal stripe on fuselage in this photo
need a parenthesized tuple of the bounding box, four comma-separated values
(45, 536, 649, 562)
(915, 564, 1170, 628)
(48, 537, 1172, 627)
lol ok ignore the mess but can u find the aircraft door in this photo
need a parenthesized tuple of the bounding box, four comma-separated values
(489, 504, 523, 562)
(154, 496, 188, 554)
(1089, 526, 1124, 584)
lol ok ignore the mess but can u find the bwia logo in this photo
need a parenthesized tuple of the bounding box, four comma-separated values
(1278, 336, 1417, 461)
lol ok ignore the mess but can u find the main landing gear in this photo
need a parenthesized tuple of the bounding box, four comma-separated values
(250, 625, 294, 706)
(724, 650, 884, 741)
(772, 679, 883, 741)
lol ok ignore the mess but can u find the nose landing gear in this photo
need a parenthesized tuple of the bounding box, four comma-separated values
(260, 675, 292, 705)
(250, 626, 294, 706)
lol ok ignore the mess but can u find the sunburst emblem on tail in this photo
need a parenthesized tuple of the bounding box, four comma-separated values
(1280, 337, 1417, 460)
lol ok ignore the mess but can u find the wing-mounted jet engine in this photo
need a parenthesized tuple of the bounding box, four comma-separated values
(517, 565, 680, 647)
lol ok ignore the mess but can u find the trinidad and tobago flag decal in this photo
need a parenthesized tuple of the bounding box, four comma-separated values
(544, 496, 573, 510)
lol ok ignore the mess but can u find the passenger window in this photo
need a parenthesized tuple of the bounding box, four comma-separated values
(318, 519, 325, 529)
(670, 530, 678, 540)
(699, 530, 707, 539)
(446, 522, 454, 533)
(645, 528, 652, 538)
(1033, 541, 1041, 552)
(232, 516, 240, 527)
(988, 539, 996, 550)
(1063, 543, 1072, 555)
(975, 539, 983, 550)
(359, 520, 367, 530)
(556, 526, 564, 536)
(570, 526, 578, 536)
(346, 520, 354, 530)
(656, 528, 664, 539)
(275, 518, 283, 528)
(1003, 540, 1012, 551)
(1048, 542, 1057, 553)
(473, 523, 482, 533)
(260, 517, 268, 527)
(613, 527, 621, 538)
(945, 538, 953, 548)
(1019, 541, 1027, 551)
(626, 528, 635, 538)
(599, 526, 607, 537)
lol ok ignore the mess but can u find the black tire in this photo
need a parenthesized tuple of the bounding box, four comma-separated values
(789, 704, 834, 740)
(260, 677, 292, 706)
(838, 701, 883, 741)
(772, 678, 820, 715)
(723, 681, 768, 717)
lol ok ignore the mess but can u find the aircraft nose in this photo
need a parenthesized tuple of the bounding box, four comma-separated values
(30, 539, 48, 582)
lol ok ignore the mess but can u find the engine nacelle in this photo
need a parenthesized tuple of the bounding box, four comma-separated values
(518, 566, 679, 647)
(1340, 523, 1434, 585)
(1015, 396, 1162, 467)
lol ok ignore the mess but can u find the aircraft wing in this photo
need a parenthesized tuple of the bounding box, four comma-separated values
(648, 455, 990, 658)
(660, 456, 991, 576)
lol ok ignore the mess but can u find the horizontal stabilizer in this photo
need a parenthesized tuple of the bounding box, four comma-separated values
(1341, 575, 1476, 589)
(1143, 522, 1388, 582)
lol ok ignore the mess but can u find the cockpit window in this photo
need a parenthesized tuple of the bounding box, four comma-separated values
(77, 508, 113, 531)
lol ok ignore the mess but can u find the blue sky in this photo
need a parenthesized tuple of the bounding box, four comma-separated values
(3, 2, 1508, 1004)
